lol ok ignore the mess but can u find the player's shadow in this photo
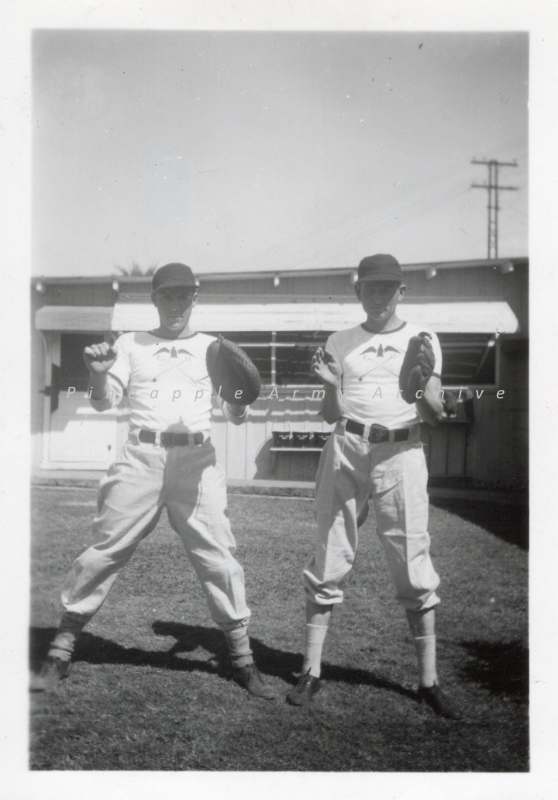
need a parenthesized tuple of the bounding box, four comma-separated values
(29, 622, 415, 700)
(458, 638, 528, 701)
(152, 621, 416, 698)
(29, 625, 225, 678)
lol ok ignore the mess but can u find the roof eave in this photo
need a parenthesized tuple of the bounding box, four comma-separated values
(32, 256, 528, 286)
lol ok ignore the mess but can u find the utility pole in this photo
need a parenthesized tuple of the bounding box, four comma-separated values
(471, 158, 518, 258)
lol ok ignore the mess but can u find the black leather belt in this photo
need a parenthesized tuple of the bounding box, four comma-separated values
(344, 419, 414, 443)
(138, 430, 207, 447)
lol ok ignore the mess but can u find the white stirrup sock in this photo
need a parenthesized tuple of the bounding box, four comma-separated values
(302, 624, 329, 678)
(413, 634, 438, 688)
(224, 624, 253, 668)
(48, 613, 87, 661)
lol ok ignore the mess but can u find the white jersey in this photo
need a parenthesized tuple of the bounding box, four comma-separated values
(98, 331, 217, 433)
(326, 321, 442, 429)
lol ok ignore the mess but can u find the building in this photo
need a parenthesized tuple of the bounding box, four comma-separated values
(31, 257, 528, 490)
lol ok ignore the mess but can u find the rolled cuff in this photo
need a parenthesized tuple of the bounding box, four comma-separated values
(396, 590, 441, 612)
(303, 568, 346, 605)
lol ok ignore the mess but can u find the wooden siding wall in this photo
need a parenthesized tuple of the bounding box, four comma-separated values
(210, 394, 332, 481)
(208, 336, 528, 488)
(31, 261, 527, 484)
(423, 424, 469, 480)
(466, 339, 528, 489)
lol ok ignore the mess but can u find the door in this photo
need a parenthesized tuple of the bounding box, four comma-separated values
(42, 332, 119, 469)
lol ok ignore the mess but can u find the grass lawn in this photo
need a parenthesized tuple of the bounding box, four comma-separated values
(30, 487, 528, 771)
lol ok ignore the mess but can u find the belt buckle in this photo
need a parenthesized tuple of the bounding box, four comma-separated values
(168, 432, 188, 447)
(177, 432, 203, 447)
(369, 425, 387, 444)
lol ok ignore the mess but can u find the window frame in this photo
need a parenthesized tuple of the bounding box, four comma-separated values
(220, 330, 500, 390)
(58, 329, 501, 393)
(213, 330, 332, 388)
(437, 333, 500, 391)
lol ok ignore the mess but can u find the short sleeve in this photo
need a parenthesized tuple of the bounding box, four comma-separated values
(429, 331, 443, 378)
(325, 334, 343, 375)
(107, 333, 132, 392)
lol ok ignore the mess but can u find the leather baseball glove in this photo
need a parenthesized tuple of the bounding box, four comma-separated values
(399, 331, 435, 404)
(206, 336, 262, 405)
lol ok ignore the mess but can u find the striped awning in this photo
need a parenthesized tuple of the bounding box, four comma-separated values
(34, 305, 113, 331)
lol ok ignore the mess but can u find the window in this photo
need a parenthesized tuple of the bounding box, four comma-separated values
(59, 330, 497, 393)
(439, 334, 497, 386)
(275, 331, 332, 385)
(60, 333, 111, 391)
(214, 331, 332, 386)
(214, 332, 273, 384)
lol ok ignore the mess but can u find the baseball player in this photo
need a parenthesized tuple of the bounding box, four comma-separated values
(286, 254, 460, 718)
(36, 262, 274, 700)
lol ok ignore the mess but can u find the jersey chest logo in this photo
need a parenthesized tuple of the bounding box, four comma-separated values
(145, 345, 207, 386)
(154, 346, 194, 361)
(361, 344, 399, 359)
(356, 343, 402, 380)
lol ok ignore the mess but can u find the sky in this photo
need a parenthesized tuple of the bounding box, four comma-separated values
(32, 30, 528, 277)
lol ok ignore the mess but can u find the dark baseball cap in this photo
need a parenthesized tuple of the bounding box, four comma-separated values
(357, 254, 403, 283)
(152, 262, 197, 291)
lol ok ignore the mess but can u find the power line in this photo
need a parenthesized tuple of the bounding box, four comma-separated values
(471, 158, 518, 258)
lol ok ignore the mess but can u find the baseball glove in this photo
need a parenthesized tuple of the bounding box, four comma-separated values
(398, 331, 435, 404)
(206, 336, 261, 405)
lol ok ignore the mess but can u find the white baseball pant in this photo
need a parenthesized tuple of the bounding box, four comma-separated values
(304, 424, 441, 611)
(61, 436, 251, 629)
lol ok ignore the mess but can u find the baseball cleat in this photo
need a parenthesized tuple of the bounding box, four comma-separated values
(232, 663, 276, 700)
(417, 684, 461, 719)
(286, 670, 321, 706)
(30, 655, 71, 692)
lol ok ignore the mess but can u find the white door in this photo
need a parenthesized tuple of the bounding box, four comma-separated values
(41, 332, 120, 470)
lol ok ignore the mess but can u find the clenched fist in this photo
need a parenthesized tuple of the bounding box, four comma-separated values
(83, 342, 117, 374)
